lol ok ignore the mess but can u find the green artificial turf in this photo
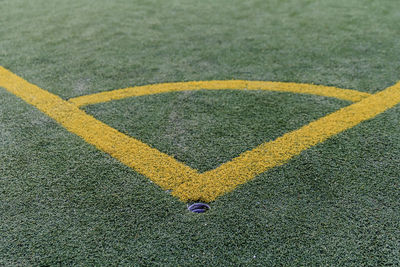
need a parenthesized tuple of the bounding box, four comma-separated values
(85, 90, 349, 172)
(1, 0, 400, 265)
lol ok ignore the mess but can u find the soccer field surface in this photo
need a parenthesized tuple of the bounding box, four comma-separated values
(1, 0, 400, 265)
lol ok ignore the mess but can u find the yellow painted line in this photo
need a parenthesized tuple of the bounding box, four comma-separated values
(2, 66, 399, 203)
(172, 82, 400, 202)
(0, 66, 200, 189)
(68, 80, 371, 107)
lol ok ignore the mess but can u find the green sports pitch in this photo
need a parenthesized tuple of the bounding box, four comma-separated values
(1, 0, 399, 265)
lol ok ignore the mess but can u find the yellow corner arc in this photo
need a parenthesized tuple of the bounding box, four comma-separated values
(1, 65, 400, 202)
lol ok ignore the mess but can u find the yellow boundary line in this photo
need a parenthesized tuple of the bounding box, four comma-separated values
(173, 82, 400, 201)
(1, 66, 399, 202)
(0, 67, 199, 189)
(68, 80, 372, 107)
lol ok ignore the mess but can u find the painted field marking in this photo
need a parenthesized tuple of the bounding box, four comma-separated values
(1, 66, 399, 202)
(0, 67, 199, 189)
(68, 80, 371, 107)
